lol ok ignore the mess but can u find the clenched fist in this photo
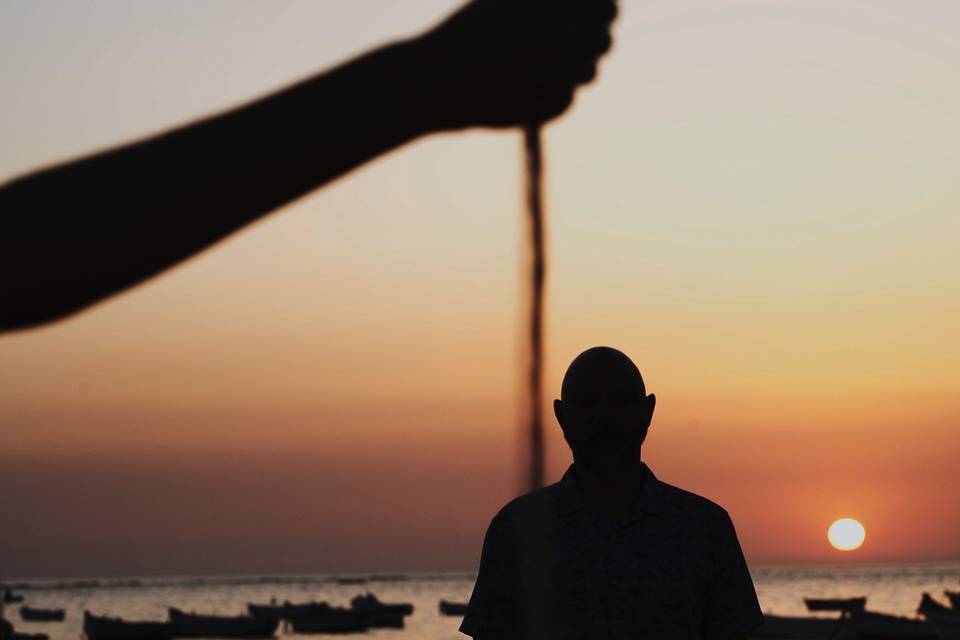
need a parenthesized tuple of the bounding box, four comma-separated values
(415, 0, 618, 130)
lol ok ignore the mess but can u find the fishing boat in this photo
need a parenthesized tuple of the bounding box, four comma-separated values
(167, 608, 278, 639)
(918, 592, 954, 616)
(916, 594, 960, 640)
(349, 592, 413, 616)
(946, 590, 960, 611)
(438, 600, 469, 616)
(349, 593, 412, 628)
(804, 597, 866, 613)
(83, 611, 174, 640)
(285, 608, 366, 635)
(246, 604, 283, 621)
(749, 613, 843, 639)
(352, 609, 404, 629)
(19, 607, 65, 622)
(247, 602, 329, 622)
(247, 602, 367, 633)
(919, 609, 960, 639)
(13, 633, 48, 640)
(836, 610, 939, 640)
(3, 589, 24, 604)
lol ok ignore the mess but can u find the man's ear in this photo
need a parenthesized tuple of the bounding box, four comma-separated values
(553, 398, 565, 431)
(644, 393, 657, 426)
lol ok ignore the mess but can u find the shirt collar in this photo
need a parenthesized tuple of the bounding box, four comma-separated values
(556, 462, 668, 520)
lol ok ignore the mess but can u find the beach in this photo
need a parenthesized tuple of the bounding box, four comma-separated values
(7, 563, 960, 640)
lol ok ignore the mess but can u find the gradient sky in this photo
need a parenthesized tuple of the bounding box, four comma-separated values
(1, 0, 958, 579)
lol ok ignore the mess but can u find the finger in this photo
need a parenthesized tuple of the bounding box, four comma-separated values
(585, 30, 614, 57)
(548, 0, 617, 25)
(568, 61, 598, 86)
(566, 0, 618, 25)
(541, 21, 614, 58)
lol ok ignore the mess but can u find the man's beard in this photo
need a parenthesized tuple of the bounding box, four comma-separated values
(571, 434, 638, 480)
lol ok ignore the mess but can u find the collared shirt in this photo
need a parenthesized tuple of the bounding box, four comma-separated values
(460, 464, 763, 640)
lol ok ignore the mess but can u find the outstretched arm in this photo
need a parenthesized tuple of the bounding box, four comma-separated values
(0, 0, 616, 333)
(0, 41, 432, 333)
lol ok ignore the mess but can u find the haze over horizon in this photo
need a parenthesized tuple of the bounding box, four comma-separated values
(2, 0, 958, 580)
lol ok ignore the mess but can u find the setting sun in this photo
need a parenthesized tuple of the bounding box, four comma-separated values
(828, 518, 866, 551)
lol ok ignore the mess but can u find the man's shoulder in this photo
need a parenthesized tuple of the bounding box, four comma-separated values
(485, 480, 572, 535)
(494, 481, 566, 519)
(657, 478, 727, 512)
(654, 478, 732, 524)
(485, 472, 737, 533)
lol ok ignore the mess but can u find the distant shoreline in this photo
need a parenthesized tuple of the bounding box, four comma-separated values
(6, 561, 959, 591)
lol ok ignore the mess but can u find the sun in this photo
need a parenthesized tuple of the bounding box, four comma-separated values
(828, 518, 866, 551)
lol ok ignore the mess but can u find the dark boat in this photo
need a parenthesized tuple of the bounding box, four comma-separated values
(945, 590, 960, 611)
(13, 634, 49, 640)
(246, 604, 283, 622)
(349, 593, 413, 616)
(842, 610, 939, 639)
(83, 611, 174, 640)
(804, 597, 866, 613)
(349, 593, 411, 628)
(917, 594, 960, 640)
(247, 602, 367, 633)
(352, 610, 403, 629)
(167, 608, 278, 639)
(19, 607, 65, 623)
(918, 592, 955, 616)
(247, 602, 330, 622)
(749, 613, 844, 639)
(3, 589, 25, 604)
(438, 600, 469, 616)
(285, 608, 366, 635)
(923, 610, 960, 640)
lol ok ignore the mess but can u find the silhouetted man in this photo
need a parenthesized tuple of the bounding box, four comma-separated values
(461, 346, 763, 640)
(0, 0, 616, 333)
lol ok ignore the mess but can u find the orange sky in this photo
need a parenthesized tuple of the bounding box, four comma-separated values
(1, 0, 959, 578)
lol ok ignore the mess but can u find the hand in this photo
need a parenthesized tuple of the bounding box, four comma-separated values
(414, 0, 617, 131)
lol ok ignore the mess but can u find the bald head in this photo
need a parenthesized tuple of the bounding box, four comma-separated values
(554, 347, 655, 478)
(560, 346, 645, 402)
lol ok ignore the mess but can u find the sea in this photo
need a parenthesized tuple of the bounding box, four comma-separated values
(7, 564, 960, 640)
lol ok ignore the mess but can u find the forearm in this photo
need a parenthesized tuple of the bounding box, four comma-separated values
(0, 38, 433, 332)
(0, 0, 617, 333)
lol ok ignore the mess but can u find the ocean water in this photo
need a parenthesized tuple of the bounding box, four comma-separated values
(7, 564, 960, 640)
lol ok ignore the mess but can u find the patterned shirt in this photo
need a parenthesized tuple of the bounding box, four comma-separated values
(460, 464, 763, 640)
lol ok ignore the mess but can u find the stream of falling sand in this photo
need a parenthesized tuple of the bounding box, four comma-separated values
(523, 125, 545, 492)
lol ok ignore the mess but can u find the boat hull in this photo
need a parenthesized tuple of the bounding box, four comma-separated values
(837, 611, 939, 640)
(919, 609, 960, 640)
(247, 603, 329, 622)
(19, 608, 66, 623)
(287, 611, 366, 635)
(438, 600, 469, 617)
(805, 598, 867, 613)
(749, 613, 842, 639)
(83, 613, 173, 640)
(168, 608, 277, 639)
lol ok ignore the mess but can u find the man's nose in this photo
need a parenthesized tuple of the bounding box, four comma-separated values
(593, 408, 618, 430)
